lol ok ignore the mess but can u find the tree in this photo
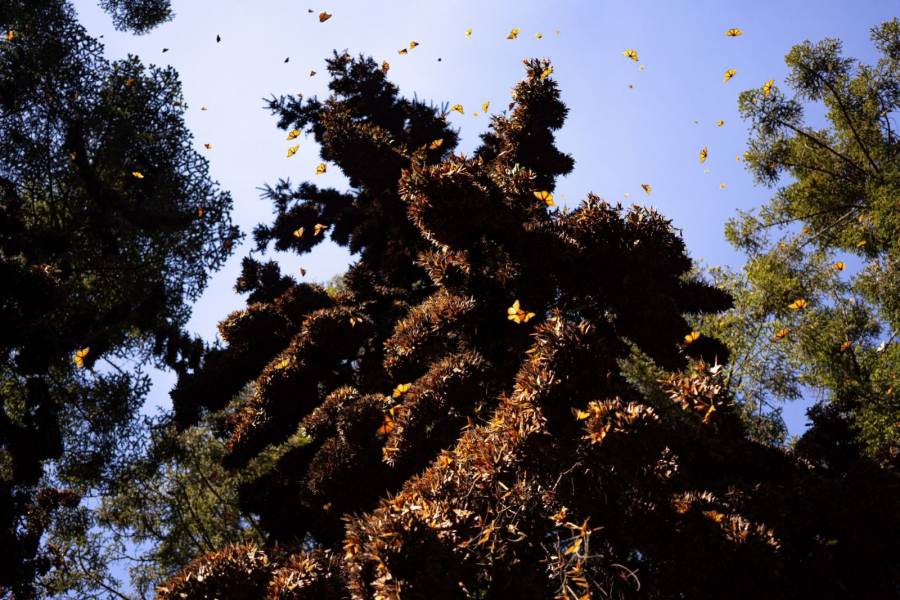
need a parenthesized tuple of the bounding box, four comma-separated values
(0, 0, 237, 596)
(97, 0, 173, 34)
(159, 54, 899, 598)
(703, 18, 899, 467)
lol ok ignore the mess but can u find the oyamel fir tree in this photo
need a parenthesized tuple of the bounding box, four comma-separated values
(160, 55, 900, 599)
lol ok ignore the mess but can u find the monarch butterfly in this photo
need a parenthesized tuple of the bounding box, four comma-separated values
(298, 267, 306, 276)
(398, 48, 408, 55)
(571, 407, 590, 420)
(623, 49, 639, 62)
(131, 171, 144, 179)
(699, 147, 708, 163)
(507, 28, 520, 40)
(719, 182, 727, 189)
(684, 331, 701, 345)
(763, 79, 774, 98)
(507, 300, 535, 324)
(409, 41, 419, 49)
(716, 119, 725, 127)
(535, 32, 543, 39)
(196, 207, 205, 217)
(392, 383, 411, 398)
(313, 223, 327, 236)
(73, 347, 90, 368)
(725, 28, 743, 37)
(533, 190, 555, 207)
(840, 340, 852, 352)
(540, 65, 553, 80)
(349, 316, 362, 327)
(773, 328, 789, 341)
(287, 144, 299, 158)
(723, 69, 736, 82)
(319, 12, 332, 22)
(377, 414, 395, 436)
(450, 104, 464, 114)
(482, 101, 490, 113)
(381, 61, 390, 73)
(429, 138, 444, 150)
(315, 163, 327, 175)
(274, 357, 291, 370)
(309, 70, 316, 77)
(287, 129, 300, 140)
(293, 227, 304, 238)
(5, 31, 14, 41)
(216, 34, 221, 43)
(788, 298, 808, 310)
(201, 106, 208, 111)
(641, 183, 652, 195)
(465, 28, 472, 38)
(203, 143, 212, 150)
(833, 261, 845, 271)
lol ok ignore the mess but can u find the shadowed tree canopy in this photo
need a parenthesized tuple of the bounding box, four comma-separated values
(161, 53, 900, 599)
(98, 0, 173, 34)
(0, 0, 237, 596)
(702, 19, 900, 468)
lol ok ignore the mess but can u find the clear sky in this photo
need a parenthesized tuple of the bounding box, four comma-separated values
(72, 0, 897, 436)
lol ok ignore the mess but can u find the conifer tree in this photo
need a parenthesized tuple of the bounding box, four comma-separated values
(161, 54, 900, 599)
(706, 19, 900, 467)
(0, 1, 236, 596)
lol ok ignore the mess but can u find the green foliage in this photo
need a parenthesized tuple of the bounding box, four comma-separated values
(715, 18, 900, 465)
(0, 0, 237, 595)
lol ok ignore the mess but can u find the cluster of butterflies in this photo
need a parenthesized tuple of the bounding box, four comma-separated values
(623, 28, 781, 195)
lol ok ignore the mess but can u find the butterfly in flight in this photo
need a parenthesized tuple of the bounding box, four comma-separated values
(533, 190, 555, 206)
(507, 28, 521, 40)
(315, 163, 327, 175)
(699, 147, 708, 163)
(507, 300, 535, 324)
(723, 69, 736, 82)
(319, 12, 332, 22)
(725, 28, 743, 37)
(287, 144, 299, 158)
(763, 79, 775, 97)
(788, 298, 808, 310)
(623, 49, 639, 61)
(641, 183, 651, 195)
(73, 347, 90, 368)
(684, 331, 701, 345)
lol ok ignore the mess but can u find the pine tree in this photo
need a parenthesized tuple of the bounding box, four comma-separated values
(160, 54, 900, 599)
(710, 18, 900, 467)
(0, 1, 237, 596)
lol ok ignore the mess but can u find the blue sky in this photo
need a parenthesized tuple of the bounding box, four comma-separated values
(72, 0, 897, 435)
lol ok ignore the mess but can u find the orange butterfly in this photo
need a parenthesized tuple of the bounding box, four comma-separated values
(318, 12, 332, 22)
(507, 28, 521, 40)
(533, 190, 555, 206)
(507, 300, 535, 324)
(392, 383, 411, 398)
(699, 147, 708, 163)
(623, 49, 639, 62)
(641, 183, 652, 195)
(725, 28, 743, 37)
(315, 163, 327, 175)
(684, 331, 701, 345)
(723, 69, 737, 82)
(788, 298, 808, 310)
(73, 347, 90, 368)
